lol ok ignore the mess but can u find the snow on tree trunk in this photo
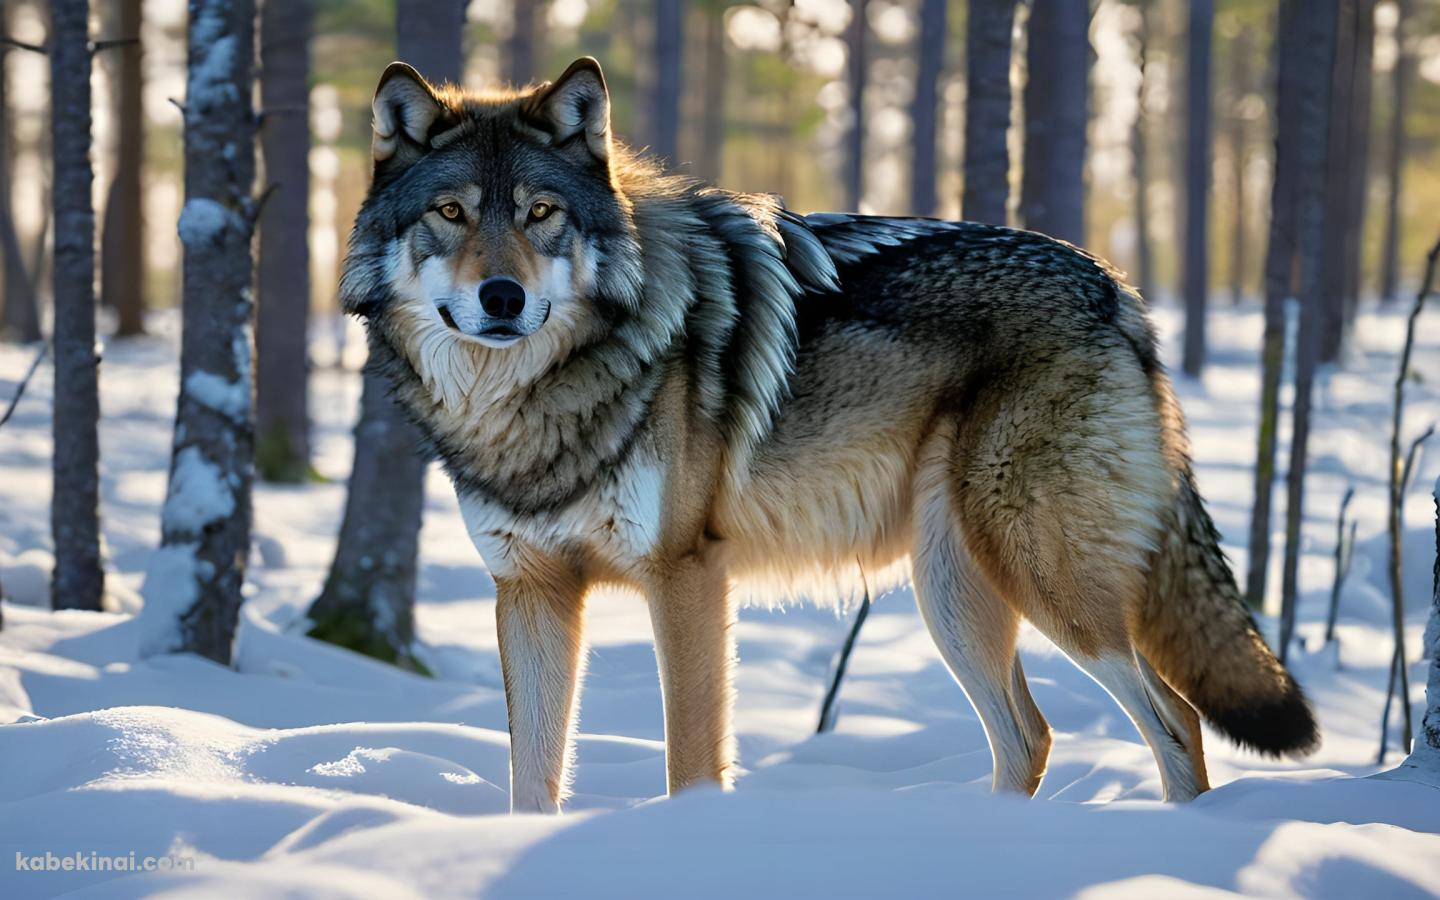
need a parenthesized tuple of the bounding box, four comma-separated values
(307, 0, 463, 671)
(1393, 477, 1440, 781)
(651, 0, 682, 168)
(49, 0, 104, 612)
(0, 0, 40, 344)
(1020, 0, 1088, 245)
(843, 0, 868, 211)
(255, 0, 313, 484)
(908, 0, 945, 217)
(1181, 0, 1214, 378)
(100, 0, 146, 338)
(139, 0, 257, 664)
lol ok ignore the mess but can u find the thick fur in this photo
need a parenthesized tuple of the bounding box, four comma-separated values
(344, 59, 1318, 811)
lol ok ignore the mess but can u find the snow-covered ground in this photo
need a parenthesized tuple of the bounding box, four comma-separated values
(1, 304, 1438, 899)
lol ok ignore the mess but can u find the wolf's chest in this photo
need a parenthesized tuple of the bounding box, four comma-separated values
(456, 451, 667, 579)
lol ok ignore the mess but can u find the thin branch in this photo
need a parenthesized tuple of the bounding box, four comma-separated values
(167, 97, 187, 119)
(89, 37, 140, 55)
(247, 182, 281, 229)
(1324, 485, 1356, 648)
(0, 343, 49, 431)
(1402, 424, 1436, 496)
(0, 36, 47, 54)
(817, 562, 873, 734)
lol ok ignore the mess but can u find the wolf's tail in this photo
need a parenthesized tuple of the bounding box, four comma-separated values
(1134, 382, 1320, 757)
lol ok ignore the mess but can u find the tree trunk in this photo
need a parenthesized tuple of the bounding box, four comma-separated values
(256, 0, 313, 484)
(1378, 0, 1409, 304)
(1278, 0, 1341, 661)
(1341, 0, 1375, 324)
(49, 0, 104, 612)
(844, 0, 868, 211)
(651, 0, 682, 168)
(0, 1, 40, 344)
(308, 0, 465, 670)
(1316, 0, 1361, 365)
(962, 0, 1017, 226)
(694, 6, 727, 185)
(1131, 0, 1154, 301)
(1395, 476, 1440, 774)
(1020, 0, 1088, 244)
(1182, 0, 1214, 378)
(507, 0, 541, 85)
(139, 0, 257, 664)
(908, 0, 946, 217)
(100, 0, 145, 338)
(1246, 0, 1302, 611)
(1228, 30, 1252, 306)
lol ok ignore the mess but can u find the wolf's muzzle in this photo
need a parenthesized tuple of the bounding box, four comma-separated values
(479, 276, 527, 320)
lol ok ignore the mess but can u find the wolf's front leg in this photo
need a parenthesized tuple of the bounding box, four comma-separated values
(495, 562, 586, 814)
(647, 549, 737, 795)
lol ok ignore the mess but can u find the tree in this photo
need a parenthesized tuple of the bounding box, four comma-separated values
(651, 0, 682, 167)
(49, 0, 103, 612)
(694, 4, 727, 185)
(138, 0, 258, 664)
(1227, 29, 1252, 306)
(1181, 0, 1214, 378)
(1246, 0, 1302, 611)
(100, 0, 145, 338)
(1393, 475, 1439, 777)
(1020, 0, 1088, 244)
(0, 1, 40, 344)
(1378, 0, 1411, 304)
(256, 0, 314, 483)
(1130, 0, 1155, 301)
(1341, 0, 1376, 324)
(909, 0, 946, 216)
(307, 0, 466, 671)
(507, 0, 542, 85)
(1278, 0, 1341, 661)
(962, 0, 1017, 226)
(843, 0, 868, 211)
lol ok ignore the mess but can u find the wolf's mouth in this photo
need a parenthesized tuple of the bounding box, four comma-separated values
(438, 306, 459, 330)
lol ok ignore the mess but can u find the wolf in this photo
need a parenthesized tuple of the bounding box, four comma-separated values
(341, 57, 1318, 812)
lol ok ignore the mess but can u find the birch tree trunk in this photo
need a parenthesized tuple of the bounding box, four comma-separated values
(0, 0, 40, 344)
(49, 0, 104, 612)
(908, 0, 945, 217)
(307, 0, 465, 671)
(1020, 0, 1088, 245)
(651, 0, 682, 168)
(843, 0, 868, 211)
(1246, 0, 1301, 611)
(962, 0, 1017, 226)
(100, 0, 145, 338)
(1378, 0, 1410, 304)
(256, 0, 313, 483)
(139, 0, 257, 664)
(1181, 0, 1214, 378)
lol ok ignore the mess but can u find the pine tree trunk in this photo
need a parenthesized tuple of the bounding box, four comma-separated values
(49, 0, 104, 612)
(308, 0, 465, 670)
(139, 0, 257, 664)
(844, 0, 868, 211)
(1378, 0, 1409, 304)
(1131, 1, 1154, 301)
(908, 0, 945, 217)
(0, 0, 40, 344)
(256, 0, 313, 484)
(694, 7, 727, 185)
(651, 0, 682, 167)
(100, 0, 145, 338)
(1341, 0, 1375, 324)
(1020, 0, 1088, 244)
(1316, 0, 1360, 365)
(1228, 30, 1252, 306)
(1246, 0, 1301, 611)
(962, 0, 1017, 226)
(1279, 0, 1341, 660)
(1396, 477, 1440, 771)
(1182, 0, 1214, 378)
(507, 0, 541, 85)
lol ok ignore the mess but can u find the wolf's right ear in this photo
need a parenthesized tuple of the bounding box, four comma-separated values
(523, 57, 613, 167)
(372, 62, 451, 169)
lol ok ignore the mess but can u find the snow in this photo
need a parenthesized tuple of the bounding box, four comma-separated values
(176, 199, 239, 246)
(160, 446, 235, 535)
(2, 305, 1439, 898)
(184, 370, 248, 422)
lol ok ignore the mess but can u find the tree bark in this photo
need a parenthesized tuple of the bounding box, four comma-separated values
(256, 0, 313, 483)
(1181, 0, 1214, 378)
(908, 0, 946, 217)
(1395, 475, 1439, 773)
(1020, 0, 1088, 244)
(308, 0, 465, 670)
(140, 0, 257, 664)
(0, 1, 40, 344)
(49, 0, 104, 612)
(1130, 0, 1154, 301)
(962, 0, 1016, 226)
(1378, 0, 1410, 304)
(1278, 0, 1341, 662)
(1341, 0, 1375, 324)
(100, 0, 145, 337)
(1228, 30, 1252, 306)
(507, 0, 542, 85)
(1246, 0, 1301, 611)
(651, 0, 682, 168)
(844, 0, 868, 211)
(1316, 0, 1360, 364)
(694, 6, 727, 185)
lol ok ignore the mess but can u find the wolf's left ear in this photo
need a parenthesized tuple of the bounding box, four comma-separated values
(372, 62, 453, 168)
(524, 57, 613, 166)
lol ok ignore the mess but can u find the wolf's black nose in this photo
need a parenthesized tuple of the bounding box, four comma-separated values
(479, 276, 527, 319)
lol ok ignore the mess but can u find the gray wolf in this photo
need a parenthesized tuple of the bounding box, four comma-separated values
(341, 57, 1318, 812)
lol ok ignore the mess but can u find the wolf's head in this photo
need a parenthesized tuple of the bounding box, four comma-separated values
(342, 58, 647, 398)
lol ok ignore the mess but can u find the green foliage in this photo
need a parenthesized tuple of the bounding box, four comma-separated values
(255, 424, 309, 484)
(307, 607, 433, 676)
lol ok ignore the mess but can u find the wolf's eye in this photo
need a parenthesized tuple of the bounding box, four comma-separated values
(437, 203, 463, 221)
(528, 201, 555, 223)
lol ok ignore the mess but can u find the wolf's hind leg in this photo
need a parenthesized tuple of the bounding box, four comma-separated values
(495, 561, 588, 814)
(913, 439, 1052, 796)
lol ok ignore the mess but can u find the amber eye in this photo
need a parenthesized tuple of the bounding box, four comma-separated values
(528, 200, 555, 223)
(437, 202, 463, 221)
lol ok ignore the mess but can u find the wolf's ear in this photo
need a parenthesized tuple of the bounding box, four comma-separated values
(372, 62, 451, 168)
(524, 57, 612, 166)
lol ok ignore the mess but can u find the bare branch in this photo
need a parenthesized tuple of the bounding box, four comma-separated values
(0, 36, 47, 54)
(817, 561, 873, 734)
(1324, 485, 1356, 649)
(0, 343, 49, 431)
(247, 182, 281, 229)
(167, 97, 187, 119)
(88, 36, 140, 55)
